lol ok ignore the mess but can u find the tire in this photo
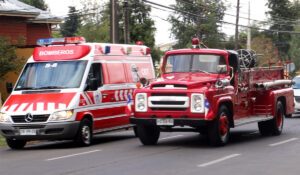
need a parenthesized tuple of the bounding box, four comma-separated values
(208, 105, 230, 146)
(6, 139, 26, 149)
(74, 118, 93, 146)
(133, 126, 138, 137)
(258, 101, 284, 136)
(137, 125, 160, 145)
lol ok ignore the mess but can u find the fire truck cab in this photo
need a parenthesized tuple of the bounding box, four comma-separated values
(130, 38, 294, 146)
(0, 37, 155, 149)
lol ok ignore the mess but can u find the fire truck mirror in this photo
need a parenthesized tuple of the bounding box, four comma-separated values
(6, 82, 12, 93)
(140, 77, 149, 86)
(217, 65, 227, 74)
(286, 63, 295, 73)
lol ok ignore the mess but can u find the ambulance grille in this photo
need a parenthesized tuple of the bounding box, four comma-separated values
(11, 115, 49, 123)
(295, 96, 300, 103)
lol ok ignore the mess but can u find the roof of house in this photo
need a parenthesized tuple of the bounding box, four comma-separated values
(0, 0, 62, 24)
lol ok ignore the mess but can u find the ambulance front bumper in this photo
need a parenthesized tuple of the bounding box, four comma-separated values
(0, 121, 80, 141)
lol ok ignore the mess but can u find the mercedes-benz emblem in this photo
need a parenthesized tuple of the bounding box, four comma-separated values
(25, 113, 34, 123)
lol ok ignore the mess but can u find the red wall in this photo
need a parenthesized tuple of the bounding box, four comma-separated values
(0, 16, 51, 46)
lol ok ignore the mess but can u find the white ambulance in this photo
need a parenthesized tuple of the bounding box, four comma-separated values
(0, 37, 155, 149)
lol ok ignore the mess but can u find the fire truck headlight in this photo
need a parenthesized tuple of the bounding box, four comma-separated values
(0, 113, 12, 123)
(135, 93, 147, 112)
(49, 110, 73, 121)
(191, 94, 204, 113)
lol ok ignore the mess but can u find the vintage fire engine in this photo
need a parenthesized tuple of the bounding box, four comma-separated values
(0, 37, 155, 149)
(130, 38, 294, 146)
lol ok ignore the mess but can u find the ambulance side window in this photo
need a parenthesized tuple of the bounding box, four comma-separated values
(86, 63, 102, 90)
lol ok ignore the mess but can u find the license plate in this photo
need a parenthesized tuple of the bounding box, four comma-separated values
(19, 129, 37, 136)
(156, 119, 174, 126)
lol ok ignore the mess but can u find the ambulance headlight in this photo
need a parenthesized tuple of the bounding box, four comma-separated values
(135, 93, 147, 112)
(0, 113, 12, 123)
(50, 110, 73, 121)
(191, 94, 204, 113)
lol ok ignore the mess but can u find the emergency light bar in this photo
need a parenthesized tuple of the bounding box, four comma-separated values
(37, 37, 86, 46)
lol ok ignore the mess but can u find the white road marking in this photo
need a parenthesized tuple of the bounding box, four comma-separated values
(46, 150, 101, 161)
(159, 135, 183, 141)
(197, 154, 241, 167)
(269, 138, 298, 147)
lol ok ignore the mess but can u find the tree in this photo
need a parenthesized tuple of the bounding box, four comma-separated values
(266, 0, 296, 59)
(60, 6, 81, 37)
(78, 0, 110, 42)
(169, 0, 226, 49)
(251, 36, 279, 67)
(0, 36, 19, 82)
(19, 0, 48, 10)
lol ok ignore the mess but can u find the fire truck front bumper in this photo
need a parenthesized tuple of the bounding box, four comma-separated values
(0, 121, 80, 141)
(130, 117, 209, 127)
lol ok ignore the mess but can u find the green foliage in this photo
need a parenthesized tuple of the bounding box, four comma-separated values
(169, 0, 226, 49)
(60, 6, 81, 37)
(19, 0, 48, 10)
(266, 0, 296, 59)
(289, 27, 300, 72)
(0, 36, 19, 82)
(77, 0, 110, 42)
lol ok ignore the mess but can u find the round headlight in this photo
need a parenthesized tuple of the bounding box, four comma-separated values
(194, 95, 202, 103)
(138, 103, 145, 110)
(137, 95, 145, 102)
(194, 103, 202, 111)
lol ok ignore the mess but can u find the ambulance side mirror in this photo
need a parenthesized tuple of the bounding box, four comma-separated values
(6, 82, 13, 93)
(86, 78, 98, 91)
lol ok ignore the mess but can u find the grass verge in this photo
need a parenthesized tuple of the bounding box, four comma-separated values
(0, 134, 6, 146)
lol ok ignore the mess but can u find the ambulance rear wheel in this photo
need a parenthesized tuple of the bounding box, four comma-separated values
(258, 101, 284, 136)
(6, 139, 26, 149)
(208, 105, 230, 146)
(75, 118, 93, 146)
(137, 125, 160, 145)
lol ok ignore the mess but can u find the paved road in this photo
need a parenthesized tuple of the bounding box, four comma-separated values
(1, 116, 300, 175)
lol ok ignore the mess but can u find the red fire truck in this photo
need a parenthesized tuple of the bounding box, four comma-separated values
(130, 38, 295, 146)
(0, 37, 155, 149)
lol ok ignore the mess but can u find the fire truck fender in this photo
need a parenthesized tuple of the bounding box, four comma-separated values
(270, 88, 294, 117)
(214, 96, 234, 127)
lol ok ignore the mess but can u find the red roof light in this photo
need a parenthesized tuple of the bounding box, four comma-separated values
(192, 38, 199, 45)
(136, 41, 143, 45)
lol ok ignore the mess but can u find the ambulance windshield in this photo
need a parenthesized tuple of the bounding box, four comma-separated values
(15, 60, 87, 90)
(164, 54, 226, 74)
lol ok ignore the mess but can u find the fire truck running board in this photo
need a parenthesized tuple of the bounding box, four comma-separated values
(234, 115, 274, 127)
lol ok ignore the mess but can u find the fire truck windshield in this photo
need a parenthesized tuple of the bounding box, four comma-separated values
(15, 60, 87, 90)
(164, 54, 226, 74)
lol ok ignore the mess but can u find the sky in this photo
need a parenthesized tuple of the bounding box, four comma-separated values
(44, 0, 269, 45)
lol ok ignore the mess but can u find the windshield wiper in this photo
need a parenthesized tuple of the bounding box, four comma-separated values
(191, 69, 210, 74)
(16, 87, 36, 90)
(37, 86, 64, 89)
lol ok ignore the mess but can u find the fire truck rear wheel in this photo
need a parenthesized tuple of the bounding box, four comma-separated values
(6, 139, 26, 149)
(208, 105, 230, 146)
(258, 101, 284, 136)
(137, 125, 160, 145)
(75, 118, 93, 146)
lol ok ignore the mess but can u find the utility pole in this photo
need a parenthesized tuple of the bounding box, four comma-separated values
(110, 0, 119, 43)
(247, 1, 251, 50)
(234, 0, 240, 50)
(123, 0, 130, 44)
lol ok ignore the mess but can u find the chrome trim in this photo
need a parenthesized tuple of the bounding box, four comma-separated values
(148, 96, 189, 108)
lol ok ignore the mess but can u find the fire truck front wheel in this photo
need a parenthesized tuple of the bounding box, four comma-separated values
(208, 105, 230, 146)
(258, 101, 284, 136)
(6, 139, 27, 149)
(74, 118, 93, 146)
(137, 125, 160, 145)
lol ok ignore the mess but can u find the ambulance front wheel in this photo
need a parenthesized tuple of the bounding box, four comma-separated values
(6, 139, 26, 149)
(75, 118, 93, 146)
(137, 125, 160, 145)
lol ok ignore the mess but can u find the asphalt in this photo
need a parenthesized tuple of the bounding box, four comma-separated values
(1, 116, 300, 175)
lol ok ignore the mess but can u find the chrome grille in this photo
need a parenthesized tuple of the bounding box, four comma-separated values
(148, 93, 189, 111)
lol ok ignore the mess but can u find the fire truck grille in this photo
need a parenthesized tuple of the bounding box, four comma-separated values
(148, 94, 189, 111)
(152, 84, 187, 89)
(295, 96, 300, 103)
(11, 115, 49, 123)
